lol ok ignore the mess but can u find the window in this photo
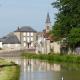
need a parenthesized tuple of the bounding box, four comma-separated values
(31, 37, 33, 41)
(27, 32, 30, 36)
(31, 32, 33, 36)
(24, 43, 26, 47)
(23, 32, 26, 36)
(23, 37, 26, 41)
(27, 37, 30, 42)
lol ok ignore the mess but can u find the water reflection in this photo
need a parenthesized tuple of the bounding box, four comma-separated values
(21, 59, 61, 80)
(2, 57, 80, 80)
(23, 59, 61, 72)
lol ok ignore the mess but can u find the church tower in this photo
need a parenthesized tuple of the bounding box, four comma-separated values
(45, 13, 51, 33)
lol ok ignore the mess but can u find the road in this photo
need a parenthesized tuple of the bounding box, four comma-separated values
(0, 49, 35, 57)
(0, 50, 22, 57)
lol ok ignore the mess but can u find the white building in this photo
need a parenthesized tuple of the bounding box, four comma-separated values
(0, 26, 37, 50)
(36, 13, 52, 54)
(14, 26, 37, 49)
(0, 41, 2, 49)
(0, 33, 21, 50)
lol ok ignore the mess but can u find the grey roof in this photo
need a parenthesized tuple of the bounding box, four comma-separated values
(45, 13, 51, 23)
(15, 26, 37, 32)
(0, 34, 20, 44)
(0, 38, 3, 42)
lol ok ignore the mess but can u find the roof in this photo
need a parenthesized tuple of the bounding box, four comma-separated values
(45, 13, 51, 23)
(37, 32, 43, 35)
(43, 32, 54, 42)
(0, 38, 3, 42)
(0, 33, 20, 44)
(15, 26, 37, 32)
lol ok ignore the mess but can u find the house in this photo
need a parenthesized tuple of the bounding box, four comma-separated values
(0, 26, 37, 50)
(0, 33, 21, 50)
(14, 26, 37, 49)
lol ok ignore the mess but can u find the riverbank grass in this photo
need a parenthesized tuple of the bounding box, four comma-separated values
(0, 59, 20, 80)
(22, 53, 80, 63)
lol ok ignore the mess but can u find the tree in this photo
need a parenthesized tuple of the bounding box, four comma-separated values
(67, 28, 80, 49)
(52, 0, 80, 38)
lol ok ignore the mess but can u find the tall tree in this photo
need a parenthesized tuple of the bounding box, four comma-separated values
(67, 28, 80, 49)
(52, 0, 80, 39)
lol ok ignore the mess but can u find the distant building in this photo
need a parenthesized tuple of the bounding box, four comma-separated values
(36, 13, 52, 54)
(14, 26, 37, 49)
(0, 26, 37, 50)
(0, 33, 21, 50)
(0, 13, 64, 54)
(44, 12, 51, 33)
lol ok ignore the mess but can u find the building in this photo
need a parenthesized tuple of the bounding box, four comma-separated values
(0, 33, 21, 50)
(36, 13, 52, 54)
(14, 26, 37, 49)
(0, 40, 2, 49)
(0, 13, 62, 54)
(44, 12, 51, 33)
(0, 26, 37, 50)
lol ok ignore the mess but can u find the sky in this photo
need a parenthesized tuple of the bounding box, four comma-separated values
(0, 0, 57, 37)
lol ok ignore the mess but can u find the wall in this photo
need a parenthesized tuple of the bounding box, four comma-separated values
(0, 42, 2, 48)
(3, 44, 21, 50)
(36, 37, 51, 54)
(52, 42, 61, 54)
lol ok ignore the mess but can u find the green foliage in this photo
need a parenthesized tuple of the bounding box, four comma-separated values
(67, 28, 80, 48)
(0, 59, 20, 80)
(22, 53, 80, 63)
(52, 0, 80, 39)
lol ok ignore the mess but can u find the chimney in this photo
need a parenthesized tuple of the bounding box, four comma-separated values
(17, 26, 20, 30)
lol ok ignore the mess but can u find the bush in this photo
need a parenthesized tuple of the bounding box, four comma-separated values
(22, 52, 80, 63)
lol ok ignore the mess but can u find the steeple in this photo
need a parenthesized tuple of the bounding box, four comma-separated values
(45, 12, 51, 24)
(45, 13, 51, 33)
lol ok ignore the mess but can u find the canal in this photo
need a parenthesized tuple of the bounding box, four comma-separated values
(2, 57, 80, 80)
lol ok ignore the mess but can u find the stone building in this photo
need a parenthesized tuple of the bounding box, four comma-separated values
(14, 26, 37, 49)
(45, 12, 51, 33)
(0, 26, 37, 50)
(0, 33, 21, 50)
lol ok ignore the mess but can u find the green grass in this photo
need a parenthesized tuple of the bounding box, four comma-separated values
(0, 58, 12, 65)
(0, 59, 20, 80)
(22, 53, 80, 63)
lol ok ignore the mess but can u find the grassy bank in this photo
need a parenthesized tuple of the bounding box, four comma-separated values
(22, 53, 80, 63)
(0, 59, 20, 80)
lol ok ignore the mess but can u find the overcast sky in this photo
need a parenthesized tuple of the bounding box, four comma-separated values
(0, 0, 57, 37)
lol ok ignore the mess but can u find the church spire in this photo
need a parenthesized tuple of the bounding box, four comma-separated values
(45, 12, 51, 23)
(45, 13, 51, 33)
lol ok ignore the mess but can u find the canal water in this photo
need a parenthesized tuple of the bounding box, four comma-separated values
(3, 57, 80, 80)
